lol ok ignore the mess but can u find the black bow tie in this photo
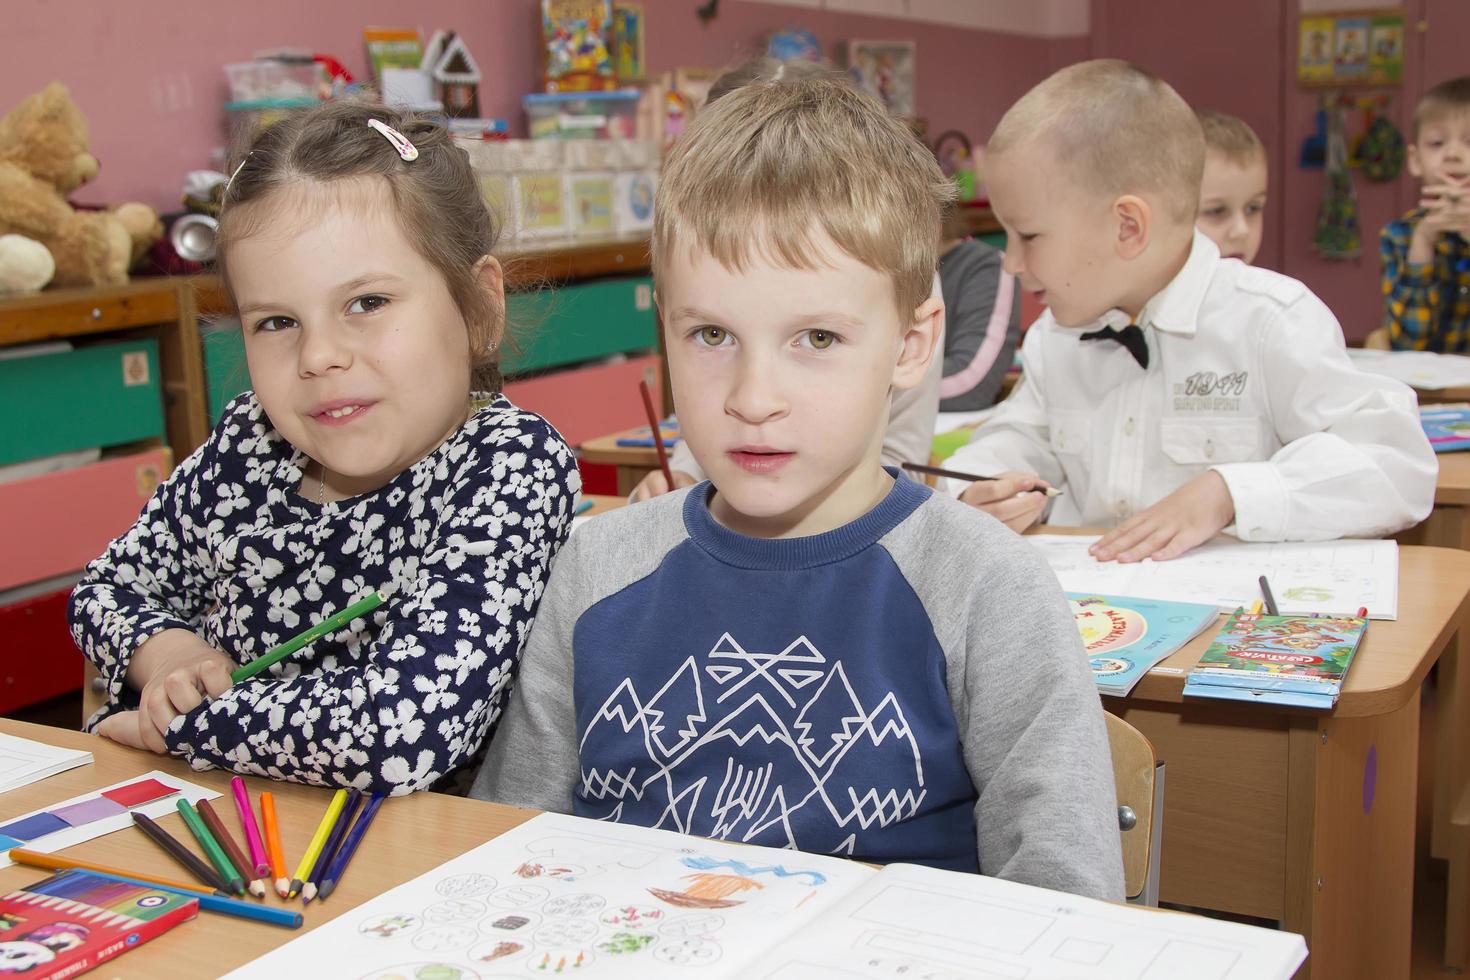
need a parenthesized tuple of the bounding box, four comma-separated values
(1079, 323, 1149, 369)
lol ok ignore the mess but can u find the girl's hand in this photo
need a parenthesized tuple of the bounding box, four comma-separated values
(128, 630, 237, 754)
(96, 710, 150, 750)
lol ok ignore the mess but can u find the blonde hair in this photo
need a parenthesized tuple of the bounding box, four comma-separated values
(989, 59, 1204, 223)
(653, 72, 952, 321)
(1197, 109, 1265, 166)
(1414, 76, 1470, 140)
(217, 102, 505, 393)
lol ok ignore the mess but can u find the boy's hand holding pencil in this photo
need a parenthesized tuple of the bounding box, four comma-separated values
(955, 470, 1057, 533)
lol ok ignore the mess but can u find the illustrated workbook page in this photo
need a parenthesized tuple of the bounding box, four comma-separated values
(745, 862, 1307, 980)
(0, 732, 91, 795)
(1028, 535, 1399, 620)
(224, 812, 875, 978)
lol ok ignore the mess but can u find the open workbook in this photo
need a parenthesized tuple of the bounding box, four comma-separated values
(226, 812, 1306, 980)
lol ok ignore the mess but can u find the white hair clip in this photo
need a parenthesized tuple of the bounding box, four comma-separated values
(224, 154, 250, 198)
(367, 119, 419, 162)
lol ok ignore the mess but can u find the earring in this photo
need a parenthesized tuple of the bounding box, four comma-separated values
(486, 340, 499, 352)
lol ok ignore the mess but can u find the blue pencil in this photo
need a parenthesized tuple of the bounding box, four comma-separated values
(316, 793, 385, 900)
(82, 870, 303, 929)
(302, 789, 362, 904)
(574, 500, 594, 515)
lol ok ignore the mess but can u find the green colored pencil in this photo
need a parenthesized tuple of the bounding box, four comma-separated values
(177, 799, 244, 896)
(232, 590, 388, 683)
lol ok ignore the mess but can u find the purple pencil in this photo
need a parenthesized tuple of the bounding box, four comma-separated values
(316, 793, 385, 900)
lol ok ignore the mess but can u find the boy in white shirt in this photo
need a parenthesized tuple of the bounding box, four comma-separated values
(949, 60, 1435, 561)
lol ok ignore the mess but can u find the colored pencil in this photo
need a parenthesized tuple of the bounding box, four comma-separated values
(177, 799, 244, 896)
(8, 847, 228, 898)
(131, 811, 230, 893)
(900, 461, 1064, 497)
(1357, 606, 1369, 617)
(290, 789, 347, 899)
(302, 790, 362, 905)
(1249, 600, 1264, 615)
(638, 379, 675, 491)
(1258, 575, 1279, 616)
(318, 793, 385, 900)
(574, 499, 594, 515)
(197, 799, 263, 899)
(9, 852, 301, 929)
(230, 776, 273, 881)
(232, 590, 388, 683)
(260, 791, 289, 899)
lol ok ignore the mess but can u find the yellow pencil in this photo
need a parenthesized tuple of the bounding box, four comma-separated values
(1249, 600, 1264, 615)
(288, 789, 346, 899)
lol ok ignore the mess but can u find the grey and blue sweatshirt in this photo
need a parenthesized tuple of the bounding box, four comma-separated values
(472, 474, 1124, 900)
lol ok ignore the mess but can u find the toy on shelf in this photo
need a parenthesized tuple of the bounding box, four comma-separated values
(0, 83, 161, 288)
(542, 0, 618, 93)
(424, 30, 482, 118)
(0, 234, 55, 296)
(612, 3, 645, 82)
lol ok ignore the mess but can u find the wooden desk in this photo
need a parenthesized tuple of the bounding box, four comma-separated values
(580, 493, 627, 516)
(0, 718, 541, 978)
(1417, 386, 1470, 406)
(1084, 542, 1470, 979)
(1402, 452, 1470, 552)
(578, 427, 663, 495)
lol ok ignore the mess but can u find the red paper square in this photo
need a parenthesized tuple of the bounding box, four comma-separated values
(100, 778, 178, 808)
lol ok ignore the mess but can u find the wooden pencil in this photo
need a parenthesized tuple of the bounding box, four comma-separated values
(196, 799, 264, 899)
(131, 811, 230, 893)
(260, 791, 290, 899)
(231, 590, 388, 683)
(302, 789, 362, 905)
(1258, 575, 1279, 616)
(900, 461, 1063, 496)
(176, 799, 244, 896)
(317, 793, 385, 900)
(290, 789, 347, 899)
(230, 776, 273, 881)
(8, 847, 228, 898)
(638, 379, 675, 491)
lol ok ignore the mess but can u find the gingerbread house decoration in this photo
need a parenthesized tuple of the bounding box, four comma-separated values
(424, 30, 482, 117)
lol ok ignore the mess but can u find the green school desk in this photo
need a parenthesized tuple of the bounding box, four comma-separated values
(1054, 535, 1470, 980)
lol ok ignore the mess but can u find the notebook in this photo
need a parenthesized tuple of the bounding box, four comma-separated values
(1421, 405, 1470, 452)
(225, 811, 1307, 979)
(1069, 593, 1220, 696)
(0, 733, 91, 796)
(1183, 611, 1370, 709)
(0, 869, 197, 978)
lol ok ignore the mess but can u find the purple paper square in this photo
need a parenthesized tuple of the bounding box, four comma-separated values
(50, 796, 128, 828)
(0, 811, 69, 841)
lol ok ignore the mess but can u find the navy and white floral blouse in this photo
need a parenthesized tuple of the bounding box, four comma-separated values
(70, 392, 579, 796)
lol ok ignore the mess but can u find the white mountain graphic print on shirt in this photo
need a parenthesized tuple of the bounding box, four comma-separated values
(578, 632, 927, 855)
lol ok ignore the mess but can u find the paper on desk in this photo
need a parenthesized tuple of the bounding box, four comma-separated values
(1027, 535, 1399, 620)
(1347, 348, 1470, 390)
(0, 769, 220, 868)
(747, 862, 1306, 980)
(0, 733, 91, 796)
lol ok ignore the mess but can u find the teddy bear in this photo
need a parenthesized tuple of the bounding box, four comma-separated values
(0, 83, 161, 289)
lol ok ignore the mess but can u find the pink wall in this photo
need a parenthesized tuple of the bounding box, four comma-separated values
(3, 0, 1066, 215)
(1090, 0, 1470, 340)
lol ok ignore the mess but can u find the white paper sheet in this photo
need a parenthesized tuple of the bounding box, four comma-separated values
(0, 769, 220, 868)
(1347, 348, 1470, 390)
(0, 733, 91, 795)
(1027, 535, 1399, 620)
(747, 862, 1306, 980)
(226, 813, 1305, 979)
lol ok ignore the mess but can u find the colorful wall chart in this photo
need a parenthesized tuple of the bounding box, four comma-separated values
(0, 770, 219, 867)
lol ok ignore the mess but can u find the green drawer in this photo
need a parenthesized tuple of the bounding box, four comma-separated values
(506, 276, 656, 376)
(0, 339, 163, 466)
(202, 328, 251, 425)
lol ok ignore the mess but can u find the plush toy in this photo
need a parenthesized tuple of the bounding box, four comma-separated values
(0, 234, 56, 295)
(0, 83, 161, 288)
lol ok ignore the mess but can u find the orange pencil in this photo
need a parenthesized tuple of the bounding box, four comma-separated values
(260, 792, 289, 899)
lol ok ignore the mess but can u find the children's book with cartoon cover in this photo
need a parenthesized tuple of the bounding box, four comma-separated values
(0, 869, 197, 978)
(1421, 405, 1470, 452)
(1067, 594, 1220, 697)
(223, 811, 1306, 980)
(1184, 611, 1369, 709)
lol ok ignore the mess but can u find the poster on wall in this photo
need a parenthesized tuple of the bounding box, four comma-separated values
(841, 39, 916, 118)
(1298, 8, 1404, 87)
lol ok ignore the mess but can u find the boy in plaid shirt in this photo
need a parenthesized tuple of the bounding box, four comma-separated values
(1381, 76, 1470, 352)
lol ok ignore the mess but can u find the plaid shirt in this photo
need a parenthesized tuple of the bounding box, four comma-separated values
(1380, 208, 1470, 352)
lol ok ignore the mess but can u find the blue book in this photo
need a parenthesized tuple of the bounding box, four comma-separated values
(1183, 611, 1369, 710)
(1067, 593, 1220, 696)
(1421, 406, 1470, 453)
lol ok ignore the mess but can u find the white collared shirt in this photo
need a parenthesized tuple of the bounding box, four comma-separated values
(944, 232, 1437, 540)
